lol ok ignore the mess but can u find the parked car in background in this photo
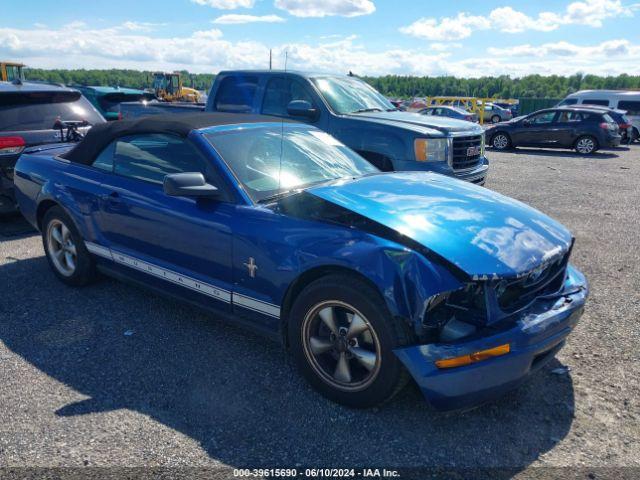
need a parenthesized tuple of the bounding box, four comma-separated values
(75, 85, 155, 121)
(13, 113, 588, 410)
(483, 102, 513, 123)
(122, 71, 490, 185)
(494, 102, 519, 117)
(419, 106, 478, 123)
(389, 99, 408, 111)
(0, 81, 104, 214)
(558, 90, 640, 142)
(486, 107, 621, 154)
(570, 105, 634, 143)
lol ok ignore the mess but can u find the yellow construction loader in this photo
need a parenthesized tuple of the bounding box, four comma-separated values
(1, 62, 25, 82)
(149, 71, 201, 103)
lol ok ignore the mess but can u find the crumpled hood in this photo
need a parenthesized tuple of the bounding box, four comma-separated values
(308, 172, 572, 278)
(347, 111, 484, 135)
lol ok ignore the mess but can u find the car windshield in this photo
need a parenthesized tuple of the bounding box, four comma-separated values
(311, 75, 395, 114)
(204, 125, 379, 203)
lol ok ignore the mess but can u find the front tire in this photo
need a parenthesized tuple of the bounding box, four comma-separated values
(492, 132, 511, 150)
(288, 275, 414, 408)
(575, 135, 598, 155)
(42, 206, 97, 286)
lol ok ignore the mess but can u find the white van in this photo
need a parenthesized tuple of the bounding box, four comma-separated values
(559, 90, 640, 141)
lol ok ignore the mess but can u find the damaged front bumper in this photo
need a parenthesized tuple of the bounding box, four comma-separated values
(394, 265, 588, 411)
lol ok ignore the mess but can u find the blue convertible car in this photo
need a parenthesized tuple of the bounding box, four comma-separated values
(14, 113, 588, 410)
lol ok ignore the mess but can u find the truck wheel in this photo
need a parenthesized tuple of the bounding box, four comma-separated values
(42, 206, 97, 286)
(492, 133, 511, 150)
(288, 274, 414, 408)
(491, 115, 501, 124)
(575, 136, 598, 155)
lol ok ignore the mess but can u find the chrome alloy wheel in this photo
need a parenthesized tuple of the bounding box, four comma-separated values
(301, 301, 382, 392)
(576, 137, 595, 154)
(493, 134, 509, 149)
(46, 219, 77, 277)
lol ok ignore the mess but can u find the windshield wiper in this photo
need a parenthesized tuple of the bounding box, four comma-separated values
(257, 178, 344, 204)
(351, 108, 383, 113)
(257, 190, 298, 204)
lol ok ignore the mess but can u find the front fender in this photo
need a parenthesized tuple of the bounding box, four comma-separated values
(287, 234, 463, 333)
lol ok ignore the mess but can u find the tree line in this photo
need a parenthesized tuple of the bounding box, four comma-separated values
(24, 68, 216, 92)
(363, 73, 640, 99)
(23, 68, 640, 99)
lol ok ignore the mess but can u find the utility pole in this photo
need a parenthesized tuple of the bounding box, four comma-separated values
(269, 49, 272, 70)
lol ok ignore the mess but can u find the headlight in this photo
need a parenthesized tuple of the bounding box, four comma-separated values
(414, 138, 449, 162)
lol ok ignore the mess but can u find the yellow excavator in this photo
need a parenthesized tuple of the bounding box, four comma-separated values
(1, 61, 25, 82)
(149, 71, 201, 103)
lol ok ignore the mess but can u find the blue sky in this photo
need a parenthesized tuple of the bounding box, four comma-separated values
(1, 0, 639, 77)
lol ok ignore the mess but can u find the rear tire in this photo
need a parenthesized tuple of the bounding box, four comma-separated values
(491, 132, 512, 150)
(575, 135, 598, 155)
(288, 274, 414, 408)
(491, 115, 501, 124)
(42, 206, 97, 286)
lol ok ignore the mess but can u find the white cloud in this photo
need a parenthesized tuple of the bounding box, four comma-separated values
(564, 0, 627, 26)
(191, 0, 255, 9)
(488, 39, 636, 58)
(400, 13, 489, 41)
(119, 21, 165, 32)
(401, 0, 632, 41)
(2, 23, 639, 78)
(274, 0, 375, 18)
(488, 7, 562, 33)
(213, 14, 285, 24)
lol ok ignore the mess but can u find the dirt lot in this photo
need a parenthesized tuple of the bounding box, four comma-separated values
(0, 145, 638, 477)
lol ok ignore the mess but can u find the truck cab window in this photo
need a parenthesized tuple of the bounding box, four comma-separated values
(214, 76, 258, 113)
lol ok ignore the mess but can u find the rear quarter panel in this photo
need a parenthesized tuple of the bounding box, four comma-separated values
(14, 150, 105, 235)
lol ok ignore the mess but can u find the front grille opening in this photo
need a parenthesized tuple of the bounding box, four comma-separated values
(497, 253, 569, 313)
(452, 135, 483, 171)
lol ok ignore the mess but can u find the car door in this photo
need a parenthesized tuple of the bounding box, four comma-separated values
(260, 76, 326, 128)
(514, 111, 559, 146)
(94, 133, 235, 312)
(553, 111, 584, 147)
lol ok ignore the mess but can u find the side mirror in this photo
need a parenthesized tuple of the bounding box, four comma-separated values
(287, 100, 318, 119)
(522, 119, 531, 126)
(163, 172, 219, 198)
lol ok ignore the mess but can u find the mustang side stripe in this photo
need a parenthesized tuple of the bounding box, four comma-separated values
(85, 241, 279, 318)
(232, 293, 280, 319)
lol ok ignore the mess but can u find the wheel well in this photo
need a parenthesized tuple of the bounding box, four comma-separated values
(356, 150, 394, 171)
(279, 265, 387, 347)
(36, 200, 59, 231)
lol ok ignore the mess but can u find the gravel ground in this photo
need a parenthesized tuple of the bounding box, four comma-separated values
(0, 145, 638, 477)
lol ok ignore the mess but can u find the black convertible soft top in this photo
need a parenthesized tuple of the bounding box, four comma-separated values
(62, 112, 298, 165)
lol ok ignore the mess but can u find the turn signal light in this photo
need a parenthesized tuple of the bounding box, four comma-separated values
(0, 136, 26, 155)
(435, 344, 510, 369)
